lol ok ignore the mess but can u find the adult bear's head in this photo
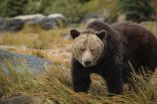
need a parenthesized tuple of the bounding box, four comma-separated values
(70, 29, 107, 67)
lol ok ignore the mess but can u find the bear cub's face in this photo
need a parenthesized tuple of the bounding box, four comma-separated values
(70, 29, 107, 67)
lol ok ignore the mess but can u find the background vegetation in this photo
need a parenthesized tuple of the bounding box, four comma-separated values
(0, 0, 157, 22)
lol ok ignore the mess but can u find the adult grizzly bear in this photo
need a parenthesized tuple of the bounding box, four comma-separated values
(70, 20, 157, 95)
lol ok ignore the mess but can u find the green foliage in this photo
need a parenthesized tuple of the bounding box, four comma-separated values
(118, 0, 155, 22)
(0, 0, 156, 22)
(0, 0, 7, 17)
(0, 0, 48, 17)
(44, 0, 85, 22)
(23, 0, 49, 15)
(0, 0, 28, 17)
(0, 0, 119, 22)
(43, 0, 119, 22)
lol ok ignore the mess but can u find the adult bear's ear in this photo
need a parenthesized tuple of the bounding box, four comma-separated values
(96, 30, 107, 40)
(70, 29, 80, 39)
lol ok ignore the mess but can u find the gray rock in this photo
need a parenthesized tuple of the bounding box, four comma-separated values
(40, 13, 68, 30)
(0, 95, 56, 104)
(13, 13, 68, 30)
(0, 18, 24, 32)
(0, 49, 52, 74)
(0, 95, 45, 104)
(0, 96, 34, 104)
(13, 14, 45, 22)
(6, 19, 24, 31)
(47, 13, 68, 28)
(0, 14, 68, 32)
(39, 17, 58, 30)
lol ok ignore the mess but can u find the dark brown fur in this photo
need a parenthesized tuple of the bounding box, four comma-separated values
(111, 22, 157, 83)
(71, 20, 157, 95)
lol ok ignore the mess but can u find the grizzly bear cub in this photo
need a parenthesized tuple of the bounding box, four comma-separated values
(70, 20, 157, 95)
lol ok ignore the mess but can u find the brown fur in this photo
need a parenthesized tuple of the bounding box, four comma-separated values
(71, 20, 157, 95)
(111, 22, 157, 71)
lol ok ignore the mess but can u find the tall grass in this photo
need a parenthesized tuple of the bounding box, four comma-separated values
(40, 63, 157, 104)
(0, 59, 157, 103)
(0, 60, 42, 95)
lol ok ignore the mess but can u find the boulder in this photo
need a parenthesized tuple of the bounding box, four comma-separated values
(39, 17, 58, 30)
(0, 18, 7, 32)
(0, 18, 24, 32)
(0, 13, 68, 32)
(13, 14, 45, 22)
(0, 95, 46, 104)
(47, 13, 68, 28)
(13, 14, 45, 27)
(0, 49, 52, 74)
(40, 13, 68, 30)
(6, 19, 24, 31)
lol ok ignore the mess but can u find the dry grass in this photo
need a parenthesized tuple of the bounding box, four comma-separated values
(32, 64, 157, 104)
(0, 24, 71, 49)
(0, 22, 157, 103)
(1, 62, 157, 104)
(0, 61, 43, 95)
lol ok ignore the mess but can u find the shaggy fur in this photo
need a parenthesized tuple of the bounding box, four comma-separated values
(111, 22, 157, 83)
(71, 20, 157, 95)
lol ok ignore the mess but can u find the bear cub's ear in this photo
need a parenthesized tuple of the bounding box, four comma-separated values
(95, 30, 107, 40)
(70, 29, 80, 39)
